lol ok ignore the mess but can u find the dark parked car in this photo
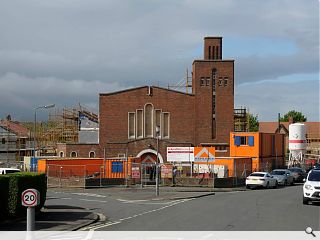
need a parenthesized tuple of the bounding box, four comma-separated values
(288, 167, 307, 182)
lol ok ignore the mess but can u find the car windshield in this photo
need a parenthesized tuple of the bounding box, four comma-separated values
(271, 170, 286, 175)
(250, 173, 265, 177)
(289, 168, 302, 173)
(6, 170, 20, 174)
(308, 171, 320, 181)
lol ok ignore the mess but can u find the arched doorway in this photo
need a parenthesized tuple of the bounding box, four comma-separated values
(136, 149, 163, 163)
(136, 149, 163, 183)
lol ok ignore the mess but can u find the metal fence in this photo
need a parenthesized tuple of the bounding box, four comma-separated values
(45, 161, 255, 188)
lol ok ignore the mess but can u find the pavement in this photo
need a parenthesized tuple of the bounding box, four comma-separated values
(0, 186, 246, 231)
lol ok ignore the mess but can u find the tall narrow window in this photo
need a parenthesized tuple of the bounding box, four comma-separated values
(136, 109, 143, 138)
(208, 46, 211, 59)
(144, 104, 153, 137)
(215, 46, 219, 59)
(212, 47, 215, 60)
(128, 112, 135, 139)
(155, 109, 161, 136)
(212, 69, 217, 92)
(212, 95, 216, 114)
(162, 112, 170, 138)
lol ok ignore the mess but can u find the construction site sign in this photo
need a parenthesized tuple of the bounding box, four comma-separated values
(161, 164, 173, 178)
(167, 147, 194, 162)
(194, 147, 215, 163)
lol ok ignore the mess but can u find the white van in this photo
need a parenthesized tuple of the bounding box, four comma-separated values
(0, 168, 21, 174)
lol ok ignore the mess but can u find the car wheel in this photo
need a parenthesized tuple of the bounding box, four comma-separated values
(274, 181, 278, 189)
(266, 182, 269, 189)
(246, 185, 250, 189)
(284, 180, 287, 186)
(291, 180, 294, 186)
(303, 197, 309, 205)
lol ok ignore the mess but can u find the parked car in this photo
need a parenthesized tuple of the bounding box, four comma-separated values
(246, 172, 278, 189)
(271, 169, 294, 186)
(288, 167, 307, 182)
(0, 168, 21, 174)
(303, 168, 320, 205)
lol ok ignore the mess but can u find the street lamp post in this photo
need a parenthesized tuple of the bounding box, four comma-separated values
(33, 104, 55, 158)
(155, 125, 160, 196)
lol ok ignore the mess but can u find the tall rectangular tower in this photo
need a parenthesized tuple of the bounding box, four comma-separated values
(192, 37, 234, 151)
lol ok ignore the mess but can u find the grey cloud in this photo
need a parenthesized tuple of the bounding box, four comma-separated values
(0, 0, 318, 120)
(235, 79, 319, 121)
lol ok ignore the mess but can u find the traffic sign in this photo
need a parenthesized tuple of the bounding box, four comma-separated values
(22, 189, 40, 207)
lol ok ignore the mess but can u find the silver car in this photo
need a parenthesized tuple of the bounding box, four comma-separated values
(271, 169, 294, 186)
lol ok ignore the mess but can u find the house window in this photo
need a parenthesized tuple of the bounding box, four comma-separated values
(144, 103, 153, 137)
(208, 46, 211, 59)
(224, 77, 228, 86)
(206, 77, 210, 86)
(219, 77, 223, 86)
(128, 112, 135, 139)
(89, 151, 95, 158)
(59, 151, 64, 157)
(234, 136, 249, 146)
(200, 78, 205, 86)
(162, 112, 170, 138)
(111, 162, 123, 173)
(70, 151, 77, 157)
(1, 138, 5, 144)
(136, 109, 143, 138)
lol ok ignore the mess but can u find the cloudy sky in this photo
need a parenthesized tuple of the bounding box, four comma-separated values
(0, 0, 318, 121)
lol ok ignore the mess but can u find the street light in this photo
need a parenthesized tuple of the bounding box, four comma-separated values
(33, 104, 55, 158)
(155, 125, 160, 196)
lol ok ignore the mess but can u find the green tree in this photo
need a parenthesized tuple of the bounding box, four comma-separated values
(279, 110, 307, 122)
(247, 113, 259, 132)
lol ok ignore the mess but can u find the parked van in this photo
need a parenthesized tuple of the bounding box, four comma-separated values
(0, 168, 21, 174)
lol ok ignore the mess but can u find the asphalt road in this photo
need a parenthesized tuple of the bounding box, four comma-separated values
(46, 184, 320, 231)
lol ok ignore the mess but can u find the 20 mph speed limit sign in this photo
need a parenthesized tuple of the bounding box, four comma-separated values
(21, 189, 40, 207)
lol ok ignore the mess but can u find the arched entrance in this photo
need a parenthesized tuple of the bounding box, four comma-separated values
(136, 149, 163, 183)
(136, 149, 164, 163)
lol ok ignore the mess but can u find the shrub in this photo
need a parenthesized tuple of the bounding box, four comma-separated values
(0, 173, 47, 220)
(0, 175, 10, 220)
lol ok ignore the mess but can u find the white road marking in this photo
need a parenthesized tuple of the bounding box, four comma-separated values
(79, 199, 107, 203)
(117, 198, 186, 205)
(82, 198, 193, 231)
(71, 193, 106, 198)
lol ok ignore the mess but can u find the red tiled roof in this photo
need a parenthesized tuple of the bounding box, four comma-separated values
(0, 120, 30, 137)
(259, 122, 320, 136)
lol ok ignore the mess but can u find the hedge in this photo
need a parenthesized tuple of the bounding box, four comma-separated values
(0, 173, 47, 221)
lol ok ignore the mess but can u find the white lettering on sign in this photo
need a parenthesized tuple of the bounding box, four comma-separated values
(22, 189, 40, 207)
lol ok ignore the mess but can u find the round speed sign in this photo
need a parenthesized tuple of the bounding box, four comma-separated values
(22, 189, 40, 207)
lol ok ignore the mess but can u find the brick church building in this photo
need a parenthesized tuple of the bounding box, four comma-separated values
(99, 37, 235, 163)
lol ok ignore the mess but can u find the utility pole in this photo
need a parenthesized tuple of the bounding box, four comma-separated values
(155, 126, 160, 196)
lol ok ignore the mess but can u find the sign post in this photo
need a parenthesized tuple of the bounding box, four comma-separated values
(22, 189, 40, 231)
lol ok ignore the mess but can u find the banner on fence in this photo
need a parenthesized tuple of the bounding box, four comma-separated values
(161, 164, 173, 178)
(131, 166, 140, 179)
(167, 147, 194, 162)
(194, 147, 215, 163)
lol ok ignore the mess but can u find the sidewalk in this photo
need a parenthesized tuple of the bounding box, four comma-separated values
(0, 205, 99, 231)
